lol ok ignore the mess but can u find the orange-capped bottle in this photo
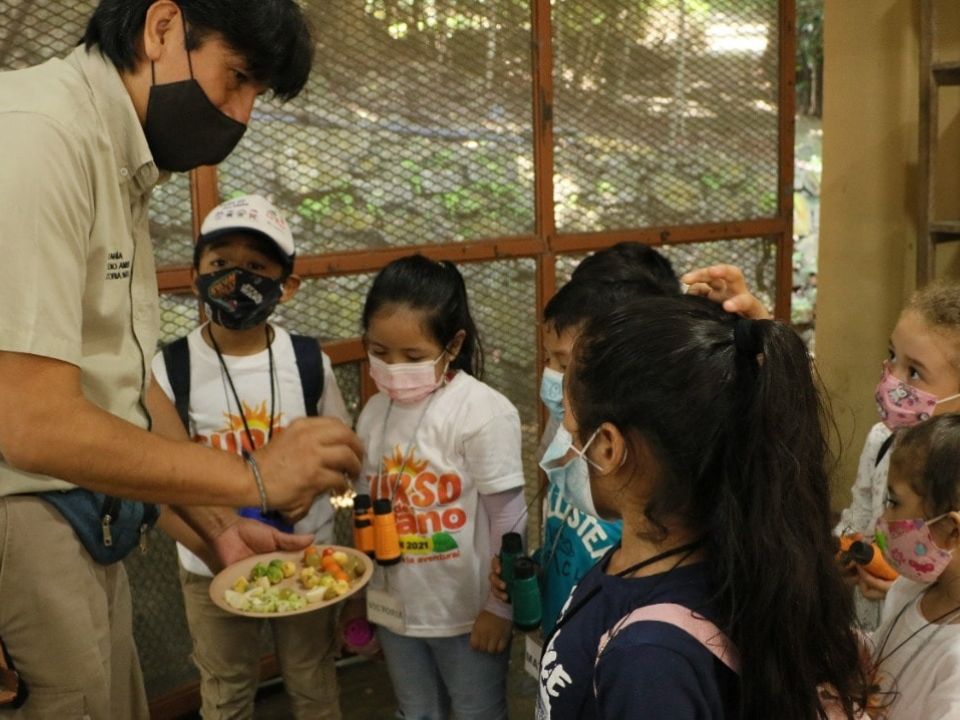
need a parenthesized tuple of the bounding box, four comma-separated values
(848, 540, 899, 581)
(353, 494, 376, 558)
(373, 498, 402, 566)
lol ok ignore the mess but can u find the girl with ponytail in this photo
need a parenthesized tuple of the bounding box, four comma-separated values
(536, 295, 867, 720)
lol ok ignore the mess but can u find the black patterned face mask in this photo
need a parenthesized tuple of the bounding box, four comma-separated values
(143, 46, 246, 172)
(196, 268, 283, 331)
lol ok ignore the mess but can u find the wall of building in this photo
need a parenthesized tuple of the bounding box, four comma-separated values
(818, 0, 960, 509)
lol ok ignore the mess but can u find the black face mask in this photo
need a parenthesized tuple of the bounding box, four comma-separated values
(196, 268, 284, 331)
(143, 50, 247, 172)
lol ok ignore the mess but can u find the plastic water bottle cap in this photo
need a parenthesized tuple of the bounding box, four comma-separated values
(343, 617, 375, 647)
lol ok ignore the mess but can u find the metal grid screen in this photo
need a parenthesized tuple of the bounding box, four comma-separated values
(217, 2, 536, 251)
(2, 0, 792, 712)
(552, 0, 780, 232)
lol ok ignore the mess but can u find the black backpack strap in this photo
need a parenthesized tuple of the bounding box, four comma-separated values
(290, 334, 324, 417)
(161, 336, 191, 432)
(875, 433, 896, 467)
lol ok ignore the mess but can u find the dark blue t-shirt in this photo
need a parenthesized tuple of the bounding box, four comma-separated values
(535, 553, 738, 720)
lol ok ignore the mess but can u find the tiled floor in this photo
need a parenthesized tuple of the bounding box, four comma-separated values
(249, 641, 538, 719)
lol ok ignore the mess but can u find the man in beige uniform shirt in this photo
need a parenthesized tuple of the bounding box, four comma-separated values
(0, 2, 362, 717)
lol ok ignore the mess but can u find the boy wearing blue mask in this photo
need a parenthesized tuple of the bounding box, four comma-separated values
(151, 194, 350, 720)
(495, 243, 681, 640)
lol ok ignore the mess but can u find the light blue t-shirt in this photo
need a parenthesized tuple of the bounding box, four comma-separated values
(537, 481, 622, 636)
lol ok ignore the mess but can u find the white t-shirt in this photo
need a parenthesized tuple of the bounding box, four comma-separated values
(151, 324, 350, 577)
(835, 421, 893, 630)
(355, 371, 525, 637)
(872, 578, 960, 719)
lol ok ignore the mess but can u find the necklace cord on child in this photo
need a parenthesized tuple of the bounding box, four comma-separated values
(208, 324, 276, 450)
(543, 537, 706, 649)
(874, 588, 960, 668)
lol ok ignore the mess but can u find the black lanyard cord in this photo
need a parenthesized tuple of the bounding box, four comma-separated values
(544, 537, 706, 649)
(208, 324, 276, 451)
(874, 588, 960, 668)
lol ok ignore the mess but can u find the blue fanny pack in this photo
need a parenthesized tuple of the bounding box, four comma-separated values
(35, 489, 159, 565)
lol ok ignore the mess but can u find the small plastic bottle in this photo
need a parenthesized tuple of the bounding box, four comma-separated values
(511, 556, 542, 632)
(353, 494, 376, 558)
(373, 498, 402, 566)
(499, 531, 524, 602)
(342, 617, 380, 656)
(848, 540, 899, 581)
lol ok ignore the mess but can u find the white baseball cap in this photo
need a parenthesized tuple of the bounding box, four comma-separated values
(196, 194, 295, 271)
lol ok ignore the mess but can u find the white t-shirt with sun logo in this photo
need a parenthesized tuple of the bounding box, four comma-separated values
(355, 370, 525, 637)
(151, 324, 350, 577)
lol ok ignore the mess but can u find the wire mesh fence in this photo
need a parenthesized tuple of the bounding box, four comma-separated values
(217, 1, 536, 252)
(2, 0, 790, 709)
(552, 0, 780, 232)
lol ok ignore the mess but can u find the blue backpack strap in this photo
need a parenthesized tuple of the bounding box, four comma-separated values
(161, 336, 191, 432)
(290, 334, 324, 417)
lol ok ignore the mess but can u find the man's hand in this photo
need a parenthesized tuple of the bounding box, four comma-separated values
(681, 264, 772, 320)
(208, 516, 314, 572)
(253, 417, 363, 518)
(470, 610, 512, 654)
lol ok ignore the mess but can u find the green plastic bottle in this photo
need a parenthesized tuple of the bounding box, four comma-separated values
(499, 532, 524, 602)
(511, 556, 542, 631)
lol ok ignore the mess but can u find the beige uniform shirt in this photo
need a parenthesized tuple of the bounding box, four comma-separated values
(0, 47, 161, 495)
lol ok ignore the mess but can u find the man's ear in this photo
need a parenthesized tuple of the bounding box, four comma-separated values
(279, 274, 301, 303)
(190, 267, 200, 297)
(142, 1, 184, 63)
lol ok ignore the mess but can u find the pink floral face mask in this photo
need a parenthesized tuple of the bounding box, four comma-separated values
(875, 515, 955, 583)
(874, 363, 960, 431)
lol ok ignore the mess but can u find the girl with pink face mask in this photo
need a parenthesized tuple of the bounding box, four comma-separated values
(870, 414, 960, 718)
(836, 281, 960, 629)
(353, 254, 527, 720)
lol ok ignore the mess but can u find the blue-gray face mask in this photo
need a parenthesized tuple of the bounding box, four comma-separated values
(539, 426, 602, 518)
(539, 367, 565, 422)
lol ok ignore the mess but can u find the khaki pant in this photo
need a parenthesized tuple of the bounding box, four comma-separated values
(0, 496, 149, 720)
(180, 569, 342, 720)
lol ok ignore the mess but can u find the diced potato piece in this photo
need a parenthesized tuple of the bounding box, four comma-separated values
(232, 576, 249, 593)
(224, 590, 250, 611)
(281, 561, 296, 578)
(305, 587, 327, 604)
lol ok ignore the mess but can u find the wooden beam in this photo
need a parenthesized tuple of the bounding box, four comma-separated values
(774, 0, 797, 321)
(189, 166, 219, 240)
(551, 218, 789, 254)
(324, 337, 366, 366)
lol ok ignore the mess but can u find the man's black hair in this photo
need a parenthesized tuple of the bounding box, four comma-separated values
(83, 0, 313, 101)
(571, 241, 680, 295)
(544, 243, 680, 334)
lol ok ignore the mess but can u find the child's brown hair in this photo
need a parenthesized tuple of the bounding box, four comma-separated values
(907, 281, 960, 367)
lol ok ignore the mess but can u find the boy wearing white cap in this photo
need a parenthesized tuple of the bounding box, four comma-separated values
(150, 194, 347, 719)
